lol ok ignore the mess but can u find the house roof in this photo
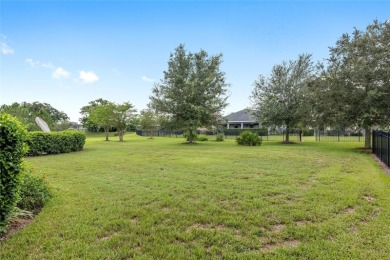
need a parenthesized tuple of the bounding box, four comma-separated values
(224, 109, 257, 122)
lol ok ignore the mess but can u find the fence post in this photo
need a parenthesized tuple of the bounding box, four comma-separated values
(338, 129, 340, 142)
(372, 130, 375, 154)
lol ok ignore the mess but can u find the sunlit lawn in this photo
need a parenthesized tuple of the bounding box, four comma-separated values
(1, 133, 389, 259)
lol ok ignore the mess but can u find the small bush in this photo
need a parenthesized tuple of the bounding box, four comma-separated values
(0, 113, 28, 233)
(215, 134, 224, 142)
(236, 131, 262, 146)
(303, 129, 315, 136)
(27, 130, 86, 156)
(17, 168, 51, 213)
(197, 136, 208, 141)
(183, 131, 198, 142)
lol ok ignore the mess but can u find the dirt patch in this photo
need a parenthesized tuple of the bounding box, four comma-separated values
(100, 231, 120, 241)
(371, 154, 390, 177)
(0, 218, 33, 242)
(130, 216, 139, 224)
(187, 223, 225, 231)
(262, 240, 300, 252)
(271, 224, 285, 232)
(363, 195, 375, 202)
(343, 207, 355, 214)
(349, 226, 358, 232)
(295, 221, 306, 226)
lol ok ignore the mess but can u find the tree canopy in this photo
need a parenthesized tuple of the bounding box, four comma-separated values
(0, 102, 69, 131)
(149, 44, 229, 143)
(313, 20, 390, 148)
(251, 54, 315, 142)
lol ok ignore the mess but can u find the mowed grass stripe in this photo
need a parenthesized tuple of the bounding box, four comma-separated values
(1, 133, 390, 259)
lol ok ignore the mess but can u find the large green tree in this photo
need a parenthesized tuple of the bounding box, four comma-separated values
(321, 20, 390, 148)
(149, 44, 229, 143)
(79, 98, 111, 132)
(251, 54, 315, 142)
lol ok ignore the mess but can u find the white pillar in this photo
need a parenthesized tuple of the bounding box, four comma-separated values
(241, 123, 244, 129)
(227, 123, 229, 129)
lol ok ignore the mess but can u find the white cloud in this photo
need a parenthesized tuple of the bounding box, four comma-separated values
(26, 58, 38, 67)
(52, 67, 70, 79)
(1, 42, 14, 55)
(25, 58, 54, 69)
(142, 75, 155, 82)
(79, 70, 99, 84)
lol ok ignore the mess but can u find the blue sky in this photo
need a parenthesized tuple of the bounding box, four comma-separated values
(1, 1, 389, 122)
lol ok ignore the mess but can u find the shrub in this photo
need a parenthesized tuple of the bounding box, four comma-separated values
(27, 130, 86, 156)
(303, 129, 315, 136)
(197, 136, 208, 141)
(236, 131, 262, 146)
(183, 131, 198, 142)
(0, 113, 28, 233)
(215, 134, 224, 142)
(17, 168, 51, 214)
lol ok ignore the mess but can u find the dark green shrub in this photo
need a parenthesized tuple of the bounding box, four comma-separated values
(303, 129, 315, 136)
(236, 131, 262, 146)
(0, 113, 28, 233)
(215, 134, 224, 142)
(17, 168, 51, 213)
(197, 136, 208, 141)
(183, 131, 198, 142)
(27, 130, 86, 156)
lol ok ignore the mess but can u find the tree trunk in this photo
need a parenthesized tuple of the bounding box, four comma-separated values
(188, 129, 194, 143)
(285, 125, 290, 142)
(118, 129, 124, 141)
(364, 127, 371, 149)
(104, 128, 109, 141)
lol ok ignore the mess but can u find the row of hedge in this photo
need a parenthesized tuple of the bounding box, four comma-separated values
(0, 113, 29, 233)
(27, 130, 86, 156)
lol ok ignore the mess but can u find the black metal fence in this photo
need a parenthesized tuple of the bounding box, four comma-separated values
(372, 130, 390, 168)
(315, 129, 364, 142)
(136, 128, 309, 142)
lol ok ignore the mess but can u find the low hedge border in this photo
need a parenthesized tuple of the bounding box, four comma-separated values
(27, 130, 86, 156)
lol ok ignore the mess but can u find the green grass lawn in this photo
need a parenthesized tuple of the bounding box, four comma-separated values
(1, 133, 390, 259)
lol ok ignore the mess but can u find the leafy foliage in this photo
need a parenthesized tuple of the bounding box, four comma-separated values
(183, 131, 199, 142)
(215, 134, 224, 142)
(251, 54, 315, 142)
(140, 109, 159, 139)
(112, 102, 136, 141)
(88, 100, 116, 141)
(26, 130, 86, 156)
(0, 102, 69, 131)
(17, 168, 51, 214)
(0, 113, 28, 233)
(84, 99, 137, 141)
(236, 131, 262, 146)
(149, 44, 229, 143)
(313, 20, 390, 148)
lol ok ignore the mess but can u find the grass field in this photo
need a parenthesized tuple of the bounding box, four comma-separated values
(1, 133, 390, 259)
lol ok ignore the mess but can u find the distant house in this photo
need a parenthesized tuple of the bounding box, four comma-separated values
(224, 109, 259, 129)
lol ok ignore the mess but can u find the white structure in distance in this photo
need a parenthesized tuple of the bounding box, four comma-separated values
(35, 117, 51, 132)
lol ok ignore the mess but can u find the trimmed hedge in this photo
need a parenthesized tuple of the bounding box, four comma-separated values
(0, 113, 28, 233)
(27, 130, 86, 156)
